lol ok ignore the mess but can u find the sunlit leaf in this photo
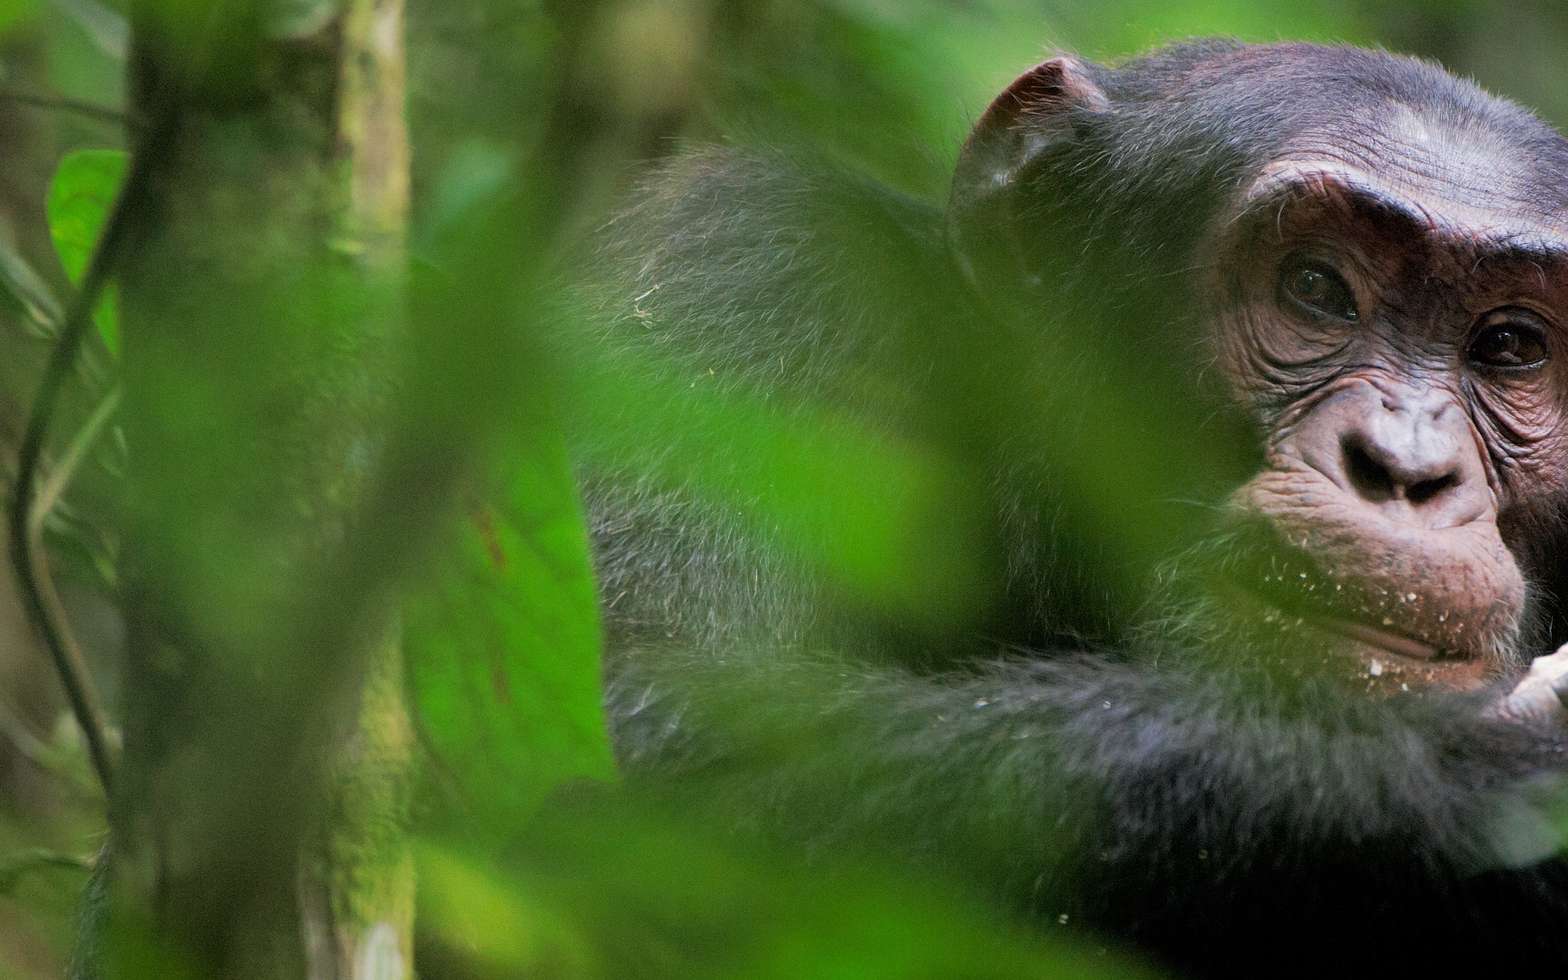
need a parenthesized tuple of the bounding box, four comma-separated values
(404, 137, 614, 842)
(405, 428, 615, 834)
(46, 148, 127, 355)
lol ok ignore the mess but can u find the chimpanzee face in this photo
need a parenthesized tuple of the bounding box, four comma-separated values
(1207, 134, 1568, 687)
(947, 52, 1568, 689)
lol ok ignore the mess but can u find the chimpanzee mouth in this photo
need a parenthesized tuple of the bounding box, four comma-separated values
(1220, 575, 1446, 665)
(1208, 524, 1459, 664)
(1298, 614, 1439, 662)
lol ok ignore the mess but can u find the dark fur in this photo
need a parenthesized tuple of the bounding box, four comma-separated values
(572, 41, 1568, 976)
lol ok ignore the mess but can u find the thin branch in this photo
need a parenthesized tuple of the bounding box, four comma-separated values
(15, 384, 125, 792)
(0, 88, 130, 128)
(8, 106, 175, 794)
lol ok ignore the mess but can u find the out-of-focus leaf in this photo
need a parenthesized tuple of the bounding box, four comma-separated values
(52, 0, 127, 59)
(414, 138, 513, 257)
(0, 0, 37, 33)
(1041, 0, 1374, 59)
(404, 428, 615, 834)
(417, 843, 598, 976)
(561, 339, 993, 627)
(417, 803, 1159, 980)
(46, 148, 127, 355)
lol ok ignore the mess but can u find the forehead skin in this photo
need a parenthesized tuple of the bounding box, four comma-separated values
(1222, 64, 1568, 236)
(1263, 99, 1568, 225)
(1245, 159, 1568, 250)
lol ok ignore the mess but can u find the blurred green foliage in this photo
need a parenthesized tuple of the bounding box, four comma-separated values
(0, 0, 36, 33)
(417, 808, 1161, 979)
(405, 442, 615, 831)
(0, 0, 1565, 976)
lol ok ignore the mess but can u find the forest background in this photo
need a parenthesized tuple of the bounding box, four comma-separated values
(0, 1, 1560, 976)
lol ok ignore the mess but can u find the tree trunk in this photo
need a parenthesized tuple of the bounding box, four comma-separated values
(108, 1, 412, 975)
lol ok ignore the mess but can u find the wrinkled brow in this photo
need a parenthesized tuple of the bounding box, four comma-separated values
(1237, 161, 1568, 262)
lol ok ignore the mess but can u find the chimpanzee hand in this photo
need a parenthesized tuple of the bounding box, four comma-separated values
(1493, 647, 1568, 725)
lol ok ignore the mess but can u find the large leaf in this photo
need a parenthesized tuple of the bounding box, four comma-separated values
(404, 426, 614, 833)
(415, 805, 1160, 980)
(46, 148, 127, 355)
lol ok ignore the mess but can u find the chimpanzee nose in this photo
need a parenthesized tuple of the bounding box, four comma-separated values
(1288, 382, 1488, 530)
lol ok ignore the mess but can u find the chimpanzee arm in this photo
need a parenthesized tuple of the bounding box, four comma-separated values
(607, 649, 1568, 974)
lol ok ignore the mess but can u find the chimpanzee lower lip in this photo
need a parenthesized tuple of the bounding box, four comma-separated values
(1216, 573, 1451, 663)
(1306, 616, 1440, 661)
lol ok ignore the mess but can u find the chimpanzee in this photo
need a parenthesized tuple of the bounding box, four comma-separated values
(572, 40, 1568, 976)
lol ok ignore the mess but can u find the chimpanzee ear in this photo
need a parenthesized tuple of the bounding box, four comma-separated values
(949, 57, 1109, 289)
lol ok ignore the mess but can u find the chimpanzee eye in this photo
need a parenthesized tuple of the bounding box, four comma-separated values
(1278, 257, 1359, 322)
(1468, 310, 1550, 371)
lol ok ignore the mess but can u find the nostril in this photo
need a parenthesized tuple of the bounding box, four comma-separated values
(1407, 472, 1458, 505)
(1340, 433, 1463, 507)
(1341, 437, 1395, 503)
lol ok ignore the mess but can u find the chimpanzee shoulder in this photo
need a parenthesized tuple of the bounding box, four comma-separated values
(585, 145, 955, 397)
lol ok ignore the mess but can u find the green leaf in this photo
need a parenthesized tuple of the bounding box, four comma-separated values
(405, 427, 615, 836)
(0, 0, 37, 33)
(417, 806, 1159, 980)
(46, 148, 128, 355)
(560, 340, 993, 626)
